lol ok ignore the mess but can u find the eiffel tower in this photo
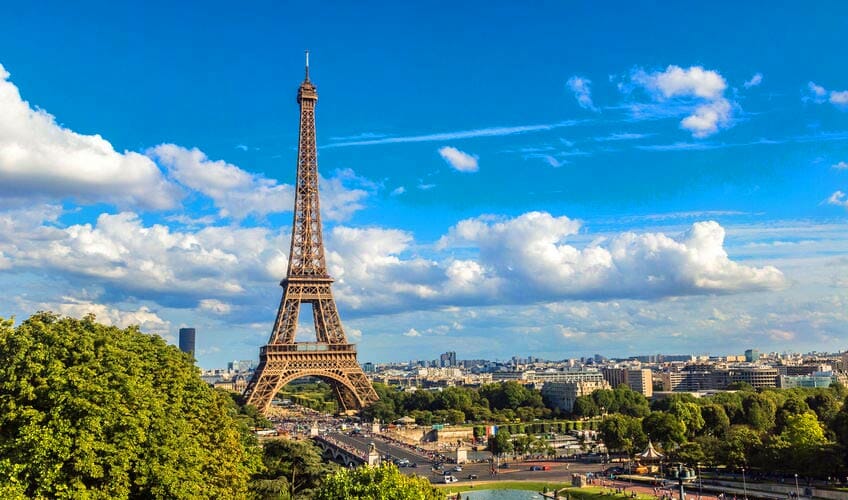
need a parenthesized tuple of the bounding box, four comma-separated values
(244, 53, 379, 415)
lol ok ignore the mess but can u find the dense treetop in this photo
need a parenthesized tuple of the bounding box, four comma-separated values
(315, 463, 440, 500)
(0, 313, 262, 499)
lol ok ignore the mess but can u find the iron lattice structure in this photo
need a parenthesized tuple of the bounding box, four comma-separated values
(244, 56, 379, 415)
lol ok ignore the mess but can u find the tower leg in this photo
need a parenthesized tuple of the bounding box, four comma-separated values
(245, 366, 284, 414)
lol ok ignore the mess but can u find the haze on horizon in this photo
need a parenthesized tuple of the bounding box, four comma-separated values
(1, 2, 848, 368)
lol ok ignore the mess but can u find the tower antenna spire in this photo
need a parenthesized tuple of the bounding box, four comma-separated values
(304, 50, 310, 81)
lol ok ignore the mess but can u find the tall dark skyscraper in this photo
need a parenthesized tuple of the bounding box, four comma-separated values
(179, 328, 196, 358)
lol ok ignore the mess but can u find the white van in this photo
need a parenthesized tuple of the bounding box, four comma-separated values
(442, 475, 458, 484)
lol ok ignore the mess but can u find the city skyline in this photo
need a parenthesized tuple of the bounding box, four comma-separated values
(2, 3, 848, 368)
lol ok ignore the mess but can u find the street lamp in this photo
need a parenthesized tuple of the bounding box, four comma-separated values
(741, 467, 748, 500)
(795, 473, 800, 499)
(697, 462, 702, 500)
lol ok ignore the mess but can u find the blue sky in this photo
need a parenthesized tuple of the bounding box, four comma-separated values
(2, 2, 848, 368)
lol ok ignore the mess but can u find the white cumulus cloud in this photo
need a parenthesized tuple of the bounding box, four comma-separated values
(0, 64, 179, 209)
(438, 146, 479, 173)
(630, 65, 734, 137)
(437, 212, 785, 300)
(149, 144, 370, 221)
(199, 298, 232, 315)
(31, 297, 171, 335)
(403, 328, 421, 337)
(0, 205, 787, 321)
(806, 81, 848, 108)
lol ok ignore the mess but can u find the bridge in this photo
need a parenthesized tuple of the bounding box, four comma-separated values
(312, 434, 367, 467)
(312, 432, 434, 470)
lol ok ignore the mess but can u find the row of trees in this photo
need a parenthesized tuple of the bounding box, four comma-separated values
(597, 385, 848, 478)
(362, 380, 548, 424)
(361, 374, 848, 478)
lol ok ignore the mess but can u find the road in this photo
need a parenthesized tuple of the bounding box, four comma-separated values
(325, 432, 621, 485)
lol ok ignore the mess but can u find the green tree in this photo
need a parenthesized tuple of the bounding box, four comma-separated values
(445, 409, 466, 425)
(403, 389, 436, 413)
(0, 313, 262, 499)
(831, 396, 848, 448)
(672, 442, 706, 467)
(693, 436, 723, 466)
(775, 395, 811, 433)
(720, 425, 762, 468)
(512, 434, 532, 456)
(488, 429, 513, 457)
(651, 393, 699, 412)
(700, 404, 730, 438)
(254, 438, 335, 499)
(314, 463, 440, 500)
(726, 381, 755, 391)
(612, 386, 651, 417)
(668, 401, 705, 439)
(642, 412, 686, 451)
(572, 395, 600, 417)
(806, 391, 841, 426)
(741, 392, 777, 432)
(434, 386, 474, 413)
(600, 414, 646, 456)
(480, 382, 543, 411)
(707, 391, 744, 424)
(781, 411, 827, 448)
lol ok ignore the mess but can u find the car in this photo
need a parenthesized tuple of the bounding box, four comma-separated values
(604, 466, 625, 475)
(499, 463, 510, 468)
(453, 465, 463, 472)
(530, 465, 543, 471)
(468, 474, 478, 480)
(442, 475, 458, 484)
(443, 470, 453, 476)
(410, 462, 418, 468)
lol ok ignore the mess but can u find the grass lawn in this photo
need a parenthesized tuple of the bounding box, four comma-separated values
(437, 482, 656, 499)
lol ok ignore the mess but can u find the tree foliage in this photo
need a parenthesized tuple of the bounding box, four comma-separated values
(488, 429, 513, 457)
(642, 411, 686, 451)
(253, 438, 336, 499)
(362, 381, 549, 424)
(314, 463, 440, 500)
(574, 386, 649, 418)
(599, 414, 646, 455)
(0, 313, 262, 499)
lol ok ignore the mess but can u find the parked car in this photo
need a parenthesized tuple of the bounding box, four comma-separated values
(442, 475, 458, 484)
(499, 463, 510, 468)
(530, 465, 543, 471)
(468, 474, 478, 480)
(453, 465, 463, 472)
